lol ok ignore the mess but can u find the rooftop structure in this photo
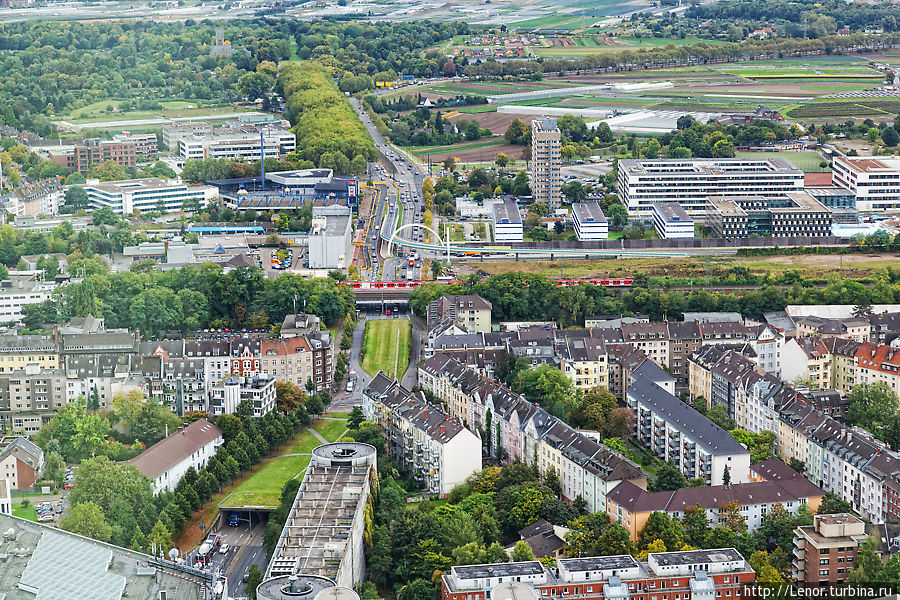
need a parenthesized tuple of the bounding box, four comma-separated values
(618, 158, 804, 216)
(266, 443, 376, 588)
(706, 192, 832, 238)
(0, 513, 212, 600)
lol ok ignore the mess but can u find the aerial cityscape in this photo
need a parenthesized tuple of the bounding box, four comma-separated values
(0, 0, 900, 598)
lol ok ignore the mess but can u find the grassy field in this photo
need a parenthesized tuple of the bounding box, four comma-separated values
(735, 150, 828, 172)
(12, 502, 38, 522)
(65, 101, 242, 124)
(315, 419, 349, 442)
(361, 319, 411, 379)
(464, 253, 900, 280)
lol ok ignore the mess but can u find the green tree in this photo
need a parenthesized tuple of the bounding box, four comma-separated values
(246, 565, 264, 599)
(650, 462, 687, 492)
(596, 522, 636, 556)
(61, 501, 113, 542)
(818, 491, 853, 514)
(848, 536, 882, 583)
(511, 540, 536, 561)
(681, 505, 710, 548)
(348, 406, 364, 429)
(64, 186, 89, 211)
(146, 519, 173, 558)
(637, 511, 684, 551)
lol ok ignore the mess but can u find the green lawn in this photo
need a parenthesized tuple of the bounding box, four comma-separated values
(315, 419, 349, 442)
(735, 150, 828, 172)
(361, 319, 411, 379)
(219, 454, 311, 509)
(13, 503, 38, 522)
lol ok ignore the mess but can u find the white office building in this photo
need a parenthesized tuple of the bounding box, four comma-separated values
(0, 277, 58, 323)
(210, 374, 277, 417)
(652, 202, 695, 239)
(85, 178, 218, 215)
(178, 126, 296, 161)
(492, 199, 524, 242)
(618, 158, 804, 216)
(832, 155, 900, 212)
(572, 201, 608, 240)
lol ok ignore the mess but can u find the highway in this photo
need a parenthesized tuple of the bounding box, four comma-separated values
(351, 98, 428, 283)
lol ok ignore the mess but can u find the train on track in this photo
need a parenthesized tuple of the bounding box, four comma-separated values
(345, 277, 634, 290)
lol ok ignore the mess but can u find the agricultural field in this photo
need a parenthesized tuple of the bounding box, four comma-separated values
(361, 318, 411, 379)
(785, 101, 900, 119)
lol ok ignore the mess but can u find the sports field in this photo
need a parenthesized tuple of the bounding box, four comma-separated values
(361, 318, 411, 379)
(735, 151, 829, 172)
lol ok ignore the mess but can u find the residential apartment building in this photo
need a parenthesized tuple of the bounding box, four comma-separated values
(0, 178, 63, 217)
(607, 477, 823, 541)
(531, 118, 561, 208)
(832, 155, 900, 212)
(628, 376, 751, 485)
(112, 132, 159, 156)
(85, 177, 217, 215)
(125, 419, 222, 493)
(794, 316, 870, 343)
(621, 322, 670, 368)
(51, 138, 137, 174)
(0, 478, 9, 515)
(441, 549, 757, 600)
(426, 295, 493, 334)
(572, 202, 608, 240)
(362, 372, 481, 495)
(617, 158, 804, 216)
(0, 366, 67, 434)
(792, 514, 867, 585)
(667, 321, 701, 391)
(0, 278, 59, 323)
(782, 337, 831, 388)
(0, 437, 44, 489)
(209, 374, 276, 417)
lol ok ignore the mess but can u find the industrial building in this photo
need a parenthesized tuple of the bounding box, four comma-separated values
(441, 548, 756, 600)
(492, 199, 523, 242)
(308, 205, 353, 269)
(531, 118, 562, 208)
(84, 178, 217, 215)
(832, 155, 900, 212)
(617, 158, 804, 216)
(572, 201, 608, 240)
(705, 192, 833, 238)
(266, 442, 376, 588)
(216, 169, 356, 210)
(651, 202, 694, 239)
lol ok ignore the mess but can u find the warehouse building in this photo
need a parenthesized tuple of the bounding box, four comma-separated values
(618, 158, 804, 216)
(308, 205, 353, 269)
(651, 202, 694, 239)
(705, 192, 833, 238)
(572, 201, 608, 240)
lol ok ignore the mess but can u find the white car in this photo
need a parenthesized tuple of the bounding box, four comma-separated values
(219, 544, 230, 555)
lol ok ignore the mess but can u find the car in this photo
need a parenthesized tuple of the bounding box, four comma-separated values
(55, 504, 63, 514)
(219, 544, 230, 554)
(38, 514, 54, 522)
(63, 483, 75, 489)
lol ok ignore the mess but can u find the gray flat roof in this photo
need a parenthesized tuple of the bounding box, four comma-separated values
(493, 200, 522, 225)
(650, 548, 743, 566)
(453, 561, 544, 579)
(619, 157, 802, 175)
(628, 377, 748, 456)
(558, 555, 639, 571)
(651, 201, 692, 223)
(573, 202, 607, 224)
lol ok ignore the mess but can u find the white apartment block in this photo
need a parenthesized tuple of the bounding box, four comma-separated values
(617, 158, 804, 216)
(832, 156, 900, 212)
(628, 376, 750, 485)
(209, 374, 276, 417)
(572, 201, 608, 240)
(0, 478, 9, 515)
(85, 178, 217, 215)
(125, 420, 222, 493)
(531, 118, 561, 208)
(178, 127, 296, 161)
(0, 278, 58, 323)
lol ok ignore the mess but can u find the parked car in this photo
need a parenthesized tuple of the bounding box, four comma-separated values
(219, 544, 230, 555)
(38, 514, 54, 522)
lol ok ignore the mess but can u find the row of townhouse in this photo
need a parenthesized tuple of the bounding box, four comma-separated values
(426, 318, 783, 396)
(0, 315, 333, 432)
(688, 344, 900, 524)
(418, 353, 647, 511)
(362, 371, 481, 495)
(442, 548, 756, 600)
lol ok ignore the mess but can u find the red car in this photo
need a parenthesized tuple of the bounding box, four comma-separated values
(63, 483, 75, 489)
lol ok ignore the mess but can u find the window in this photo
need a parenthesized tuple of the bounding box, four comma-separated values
(820, 559, 829, 565)
(819, 570, 828, 577)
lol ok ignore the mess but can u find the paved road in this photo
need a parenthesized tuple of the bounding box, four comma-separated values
(328, 316, 370, 410)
